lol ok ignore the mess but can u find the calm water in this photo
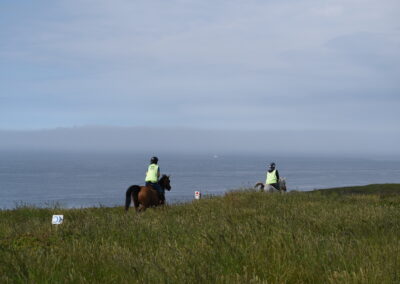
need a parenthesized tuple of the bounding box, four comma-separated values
(1, 151, 400, 209)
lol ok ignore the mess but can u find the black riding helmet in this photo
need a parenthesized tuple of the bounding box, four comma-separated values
(269, 162, 276, 169)
(150, 156, 159, 164)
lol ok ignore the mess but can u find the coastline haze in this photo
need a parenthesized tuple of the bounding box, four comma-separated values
(0, 126, 399, 157)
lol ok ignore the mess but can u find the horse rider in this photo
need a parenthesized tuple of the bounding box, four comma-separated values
(145, 156, 165, 203)
(266, 162, 280, 191)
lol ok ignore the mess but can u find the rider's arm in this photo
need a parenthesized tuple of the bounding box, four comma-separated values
(276, 170, 280, 181)
(157, 167, 160, 178)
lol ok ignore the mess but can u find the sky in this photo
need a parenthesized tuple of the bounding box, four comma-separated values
(0, 0, 399, 154)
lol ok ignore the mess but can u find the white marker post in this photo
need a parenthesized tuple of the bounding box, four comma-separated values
(52, 215, 64, 225)
(194, 191, 201, 200)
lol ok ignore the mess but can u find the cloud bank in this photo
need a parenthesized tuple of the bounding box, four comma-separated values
(1, 0, 399, 140)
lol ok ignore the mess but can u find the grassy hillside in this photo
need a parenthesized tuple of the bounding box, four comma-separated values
(1, 184, 399, 283)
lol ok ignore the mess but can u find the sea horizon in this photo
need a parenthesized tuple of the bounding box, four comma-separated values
(1, 150, 400, 210)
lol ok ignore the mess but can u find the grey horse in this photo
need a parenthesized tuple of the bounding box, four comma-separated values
(255, 178, 287, 192)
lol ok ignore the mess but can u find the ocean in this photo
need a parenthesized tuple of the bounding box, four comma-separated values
(1, 151, 400, 209)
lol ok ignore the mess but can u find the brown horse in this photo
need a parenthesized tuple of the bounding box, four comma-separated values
(125, 175, 171, 212)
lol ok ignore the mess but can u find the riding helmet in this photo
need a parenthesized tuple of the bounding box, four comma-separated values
(269, 162, 276, 169)
(150, 156, 159, 164)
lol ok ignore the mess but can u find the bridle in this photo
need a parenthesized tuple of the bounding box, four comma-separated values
(159, 175, 171, 191)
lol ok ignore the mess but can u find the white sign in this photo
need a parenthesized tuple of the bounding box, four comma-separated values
(52, 215, 64, 225)
(195, 191, 201, 200)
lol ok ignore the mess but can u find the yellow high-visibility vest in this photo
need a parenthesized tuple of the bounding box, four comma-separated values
(145, 164, 159, 183)
(266, 170, 277, 184)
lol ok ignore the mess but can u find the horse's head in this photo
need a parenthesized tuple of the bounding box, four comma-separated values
(159, 175, 171, 191)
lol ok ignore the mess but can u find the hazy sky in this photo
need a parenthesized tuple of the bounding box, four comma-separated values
(1, 0, 399, 133)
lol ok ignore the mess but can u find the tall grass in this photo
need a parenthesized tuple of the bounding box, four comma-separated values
(1, 184, 399, 283)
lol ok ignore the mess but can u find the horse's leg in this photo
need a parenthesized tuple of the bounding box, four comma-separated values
(282, 182, 287, 192)
(138, 194, 146, 211)
(137, 188, 151, 212)
(145, 186, 160, 207)
(153, 190, 162, 206)
(155, 191, 164, 207)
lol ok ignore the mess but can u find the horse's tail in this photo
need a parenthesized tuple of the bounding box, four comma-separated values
(125, 185, 141, 211)
(254, 182, 265, 191)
